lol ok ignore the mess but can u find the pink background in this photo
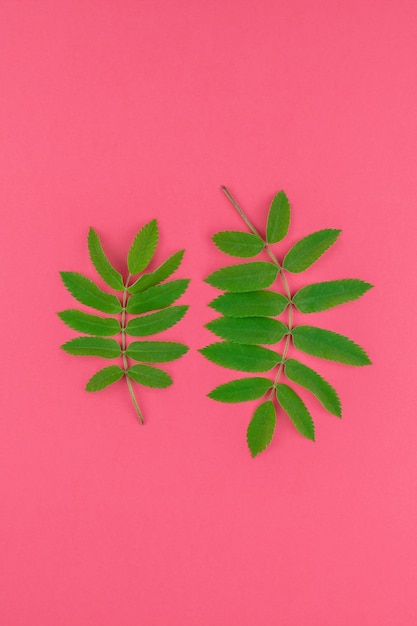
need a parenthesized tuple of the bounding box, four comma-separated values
(1, 1, 416, 624)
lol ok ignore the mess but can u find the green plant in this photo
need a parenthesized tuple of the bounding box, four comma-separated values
(200, 187, 372, 457)
(58, 221, 189, 423)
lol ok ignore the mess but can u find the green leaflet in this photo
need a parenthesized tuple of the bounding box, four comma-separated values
(292, 279, 373, 313)
(292, 325, 371, 366)
(284, 358, 341, 417)
(205, 262, 279, 292)
(208, 377, 273, 402)
(61, 337, 121, 358)
(206, 317, 288, 345)
(266, 191, 290, 243)
(87, 228, 124, 290)
(57, 309, 120, 336)
(125, 306, 188, 336)
(60, 272, 122, 314)
(127, 219, 159, 274)
(276, 383, 315, 441)
(128, 249, 184, 294)
(127, 279, 190, 314)
(209, 290, 288, 317)
(283, 229, 341, 273)
(86, 365, 124, 391)
(127, 364, 173, 388)
(212, 231, 264, 258)
(126, 341, 188, 363)
(200, 342, 281, 372)
(247, 401, 276, 457)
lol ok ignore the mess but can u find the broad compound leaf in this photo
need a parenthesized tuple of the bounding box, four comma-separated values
(266, 191, 290, 243)
(126, 341, 188, 363)
(86, 365, 124, 391)
(206, 317, 288, 344)
(87, 228, 124, 290)
(208, 377, 273, 402)
(284, 358, 341, 417)
(292, 279, 373, 313)
(205, 262, 278, 292)
(276, 383, 315, 441)
(127, 279, 190, 314)
(60, 272, 122, 314)
(200, 342, 281, 372)
(127, 219, 159, 274)
(58, 310, 120, 336)
(212, 231, 264, 258)
(61, 337, 121, 358)
(127, 364, 173, 388)
(125, 306, 188, 336)
(128, 249, 184, 294)
(283, 229, 341, 273)
(247, 400, 276, 457)
(292, 325, 371, 366)
(209, 290, 288, 317)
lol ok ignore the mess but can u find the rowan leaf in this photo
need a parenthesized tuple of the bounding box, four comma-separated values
(292, 279, 373, 313)
(127, 279, 190, 314)
(208, 377, 273, 402)
(125, 306, 188, 336)
(200, 342, 281, 372)
(87, 228, 124, 290)
(209, 290, 288, 317)
(205, 316, 288, 344)
(61, 337, 121, 358)
(60, 272, 122, 313)
(127, 364, 173, 388)
(247, 401, 276, 457)
(126, 341, 188, 363)
(276, 383, 315, 441)
(205, 262, 279, 292)
(284, 358, 341, 417)
(128, 249, 184, 294)
(127, 219, 159, 274)
(212, 231, 264, 258)
(266, 190, 290, 243)
(292, 325, 371, 366)
(86, 365, 124, 391)
(57, 310, 120, 336)
(283, 229, 341, 273)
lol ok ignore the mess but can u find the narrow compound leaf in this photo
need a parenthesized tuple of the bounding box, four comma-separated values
(125, 306, 188, 336)
(208, 377, 273, 403)
(284, 358, 341, 417)
(127, 219, 159, 275)
(128, 249, 184, 294)
(292, 325, 372, 366)
(57, 310, 120, 336)
(87, 228, 124, 290)
(205, 262, 279, 292)
(205, 317, 288, 345)
(212, 231, 264, 258)
(209, 290, 288, 317)
(200, 342, 281, 372)
(247, 401, 276, 457)
(127, 364, 173, 388)
(86, 365, 124, 392)
(292, 279, 373, 313)
(60, 272, 122, 314)
(283, 229, 341, 273)
(266, 190, 290, 243)
(126, 341, 188, 363)
(126, 279, 190, 314)
(61, 337, 121, 358)
(276, 383, 315, 441)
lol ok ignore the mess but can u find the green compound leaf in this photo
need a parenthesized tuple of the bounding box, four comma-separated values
(208, 377, 273, 403)
(126, 341, 188, 363)
(61, 337, 122, 358)
(292, 325, 371, 366)
(205, 262, 279, 292)
(247, 400, 276, 457)
(276, 383, 315, 441)
(87, 228, 124, 290)
(200, 342, 281, 372)
(127, 279, 190, 314)
(57, 309, 120, 336)
(127, 364, 173, 388)
(292, 279, 373, 313)
(60, 272, 122, 314)
(283, 229, 341, 273)
(86, 365, 124, 391)
(125, 306, 188, 336)
(127, 219, 159, 275)
(209, 290, 288, 317)
(212, 231, 264, 258)
(206, 316, 288, 345)
(284, 358, 341, 417)
(266, 190, 290, 243)
(128, 249, 184, 294)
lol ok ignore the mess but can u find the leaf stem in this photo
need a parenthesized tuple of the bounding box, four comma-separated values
(121, 273, 144, 424)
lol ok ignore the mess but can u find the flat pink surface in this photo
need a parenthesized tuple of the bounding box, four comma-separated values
(1, 1, 416, 624)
